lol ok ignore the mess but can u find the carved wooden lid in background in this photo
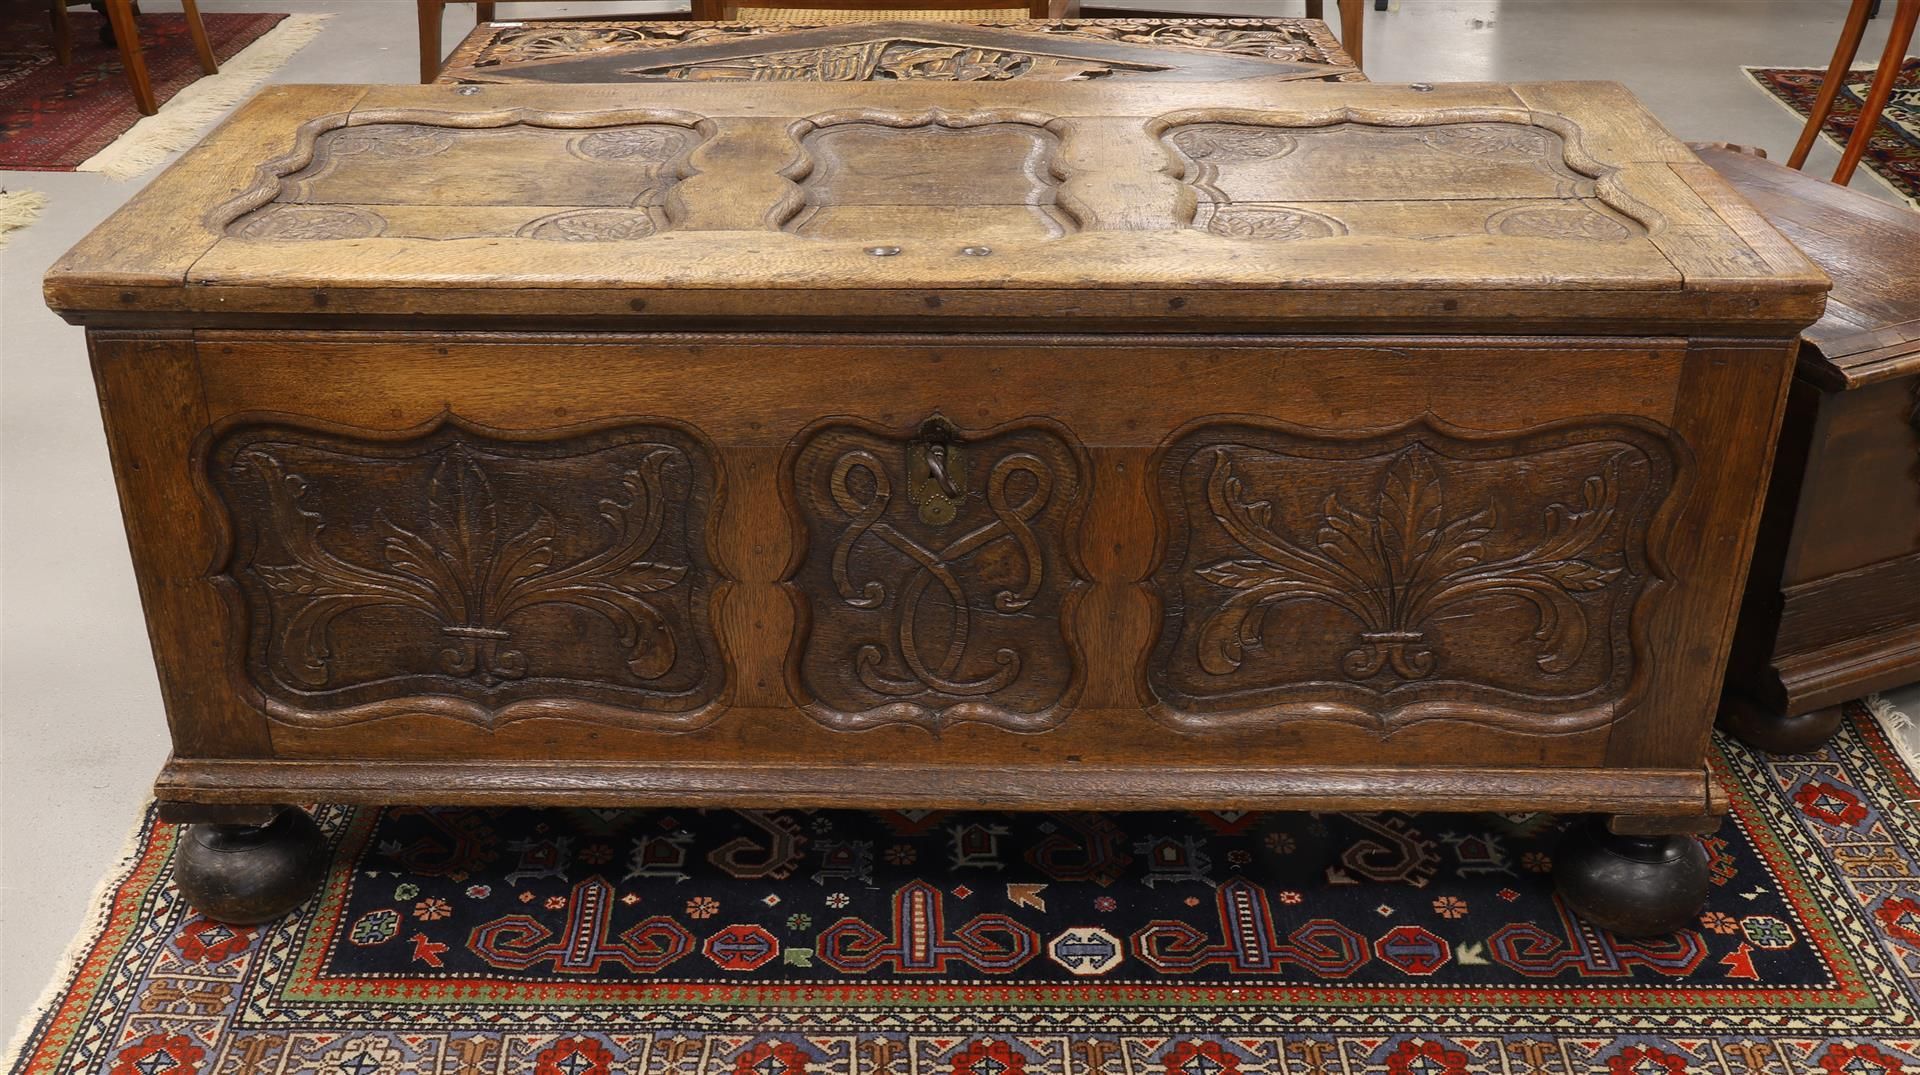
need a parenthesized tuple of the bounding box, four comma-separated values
(45, 81, 1827, 334)
(435, 18, 1364, 85)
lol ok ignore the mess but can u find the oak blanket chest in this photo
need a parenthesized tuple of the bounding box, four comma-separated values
(46, 80, 1827, 932)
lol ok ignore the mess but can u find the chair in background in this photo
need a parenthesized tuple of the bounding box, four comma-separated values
(50, 0, 219, 115)
(1786, 0, 1918, 183)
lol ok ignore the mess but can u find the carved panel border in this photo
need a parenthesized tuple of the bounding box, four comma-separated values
(775, 108, 1085, 238)
(197, 411, 729, 730)
(1150, 106, 1665, 241)
(779, 414, 1092, 734)
(211, 107, 717, 242)
(1144, 414, 1687, 737)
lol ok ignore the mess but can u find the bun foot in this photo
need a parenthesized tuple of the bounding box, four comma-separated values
(1720, 695, 1843, 755)
(173, 808, 328, 924)
(1553, 820, 1708, 937)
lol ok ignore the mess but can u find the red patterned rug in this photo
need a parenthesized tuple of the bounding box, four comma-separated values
(1747, 59, 1920, 207)
(6, 703, 1920, 1075)
(0, 8, 286, 171)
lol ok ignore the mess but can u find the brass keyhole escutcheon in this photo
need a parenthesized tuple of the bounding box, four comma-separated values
(907, 415, 966, 527)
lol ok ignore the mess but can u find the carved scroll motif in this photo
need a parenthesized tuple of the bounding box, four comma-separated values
(1147, 419, 1680, 734)
(1006, 18, 1358, 76)
(206, 416, 723, 727)
(445, 18, 1359, 84)
(785, 418, 1089, 733)
(630, 41, 1153, 82)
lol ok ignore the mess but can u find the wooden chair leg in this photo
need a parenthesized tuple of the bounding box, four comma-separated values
(1337, 0, 1363, 70)
(180, 0, 217, 75)
(49, 0, 72, 66)
(104, 0, 156, 116)
(418, 0, 444, 83)
(1833, 0, 1919, 183)
(476, 2, 496, 21)
(1789, 0, 1875, 168)
(1304, 0, 1324, 18)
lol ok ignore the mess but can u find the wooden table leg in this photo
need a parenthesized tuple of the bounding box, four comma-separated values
(476, 2, 495, 20)
(418, 0, 445, 83)
(1337, 0, 1363, 70)
(180, 0, 217, 75)
(49, 0, 72, 65)
(1833, 0, 1920, 184)
(104, 0, 156, 116)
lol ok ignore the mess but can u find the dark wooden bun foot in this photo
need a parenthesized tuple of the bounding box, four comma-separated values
(173, 808, 328, 925)
(1553, 820, 1709, 937)
(1719, 695, 1844, 755)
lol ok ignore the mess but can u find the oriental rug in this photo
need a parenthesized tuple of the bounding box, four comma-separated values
(8, 702, 1920, 1075)
(1746, 59, 1920, 208)
(0, 10, 321, 177)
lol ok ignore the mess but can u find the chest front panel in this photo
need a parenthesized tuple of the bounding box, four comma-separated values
(143, 331, 1768, 775)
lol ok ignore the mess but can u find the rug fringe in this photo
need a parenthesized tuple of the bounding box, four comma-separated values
(76, 13, 330, 182)
(1739, 63, 1920, 210)
(0, 805, 162, 1075)
(1865, 693, 1920, 783)
(0, 188, 49, 250)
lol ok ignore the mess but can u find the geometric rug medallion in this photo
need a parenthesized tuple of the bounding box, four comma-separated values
(7, 703, 1919, 1075)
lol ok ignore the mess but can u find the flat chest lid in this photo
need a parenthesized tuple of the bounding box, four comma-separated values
(46, 80, 1827, 333)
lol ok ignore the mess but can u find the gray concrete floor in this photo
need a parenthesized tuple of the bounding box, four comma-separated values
(3, 0, 1918, 1039)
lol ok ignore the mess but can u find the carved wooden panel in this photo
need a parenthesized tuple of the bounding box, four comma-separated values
(783, 415, 1090, 732)
(225, 119, 707, 241)
(999, 18, 1356, 70)
(437, 19, 1360, 85)
(783, 115, 1075, 240)
(1147, 417, 1681, 734)
(1161, 120, 1646, 242)
(204, 415, 724, 728)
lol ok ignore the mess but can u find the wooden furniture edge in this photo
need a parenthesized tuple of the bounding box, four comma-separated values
(1772, 622, 1920, 713)
(1797, 333, 1920, 390)
(154, 757, 1721, 816)
(46, 288, 1828, 336)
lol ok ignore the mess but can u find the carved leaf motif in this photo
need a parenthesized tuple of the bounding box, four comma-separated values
(1172, 126, 1297, 163)
(1204, 206, 1343, 241)
(1488, 204, 1635, 241)
(1419, 124, 1557, 162)
(518, 210, 658, 242)
(1193, 444, 1631, 683)
(232, 438, 694, 692)
(230, 206, 387, 241)
(571, 128, 688, 162)
(327, 124, 458, 158)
